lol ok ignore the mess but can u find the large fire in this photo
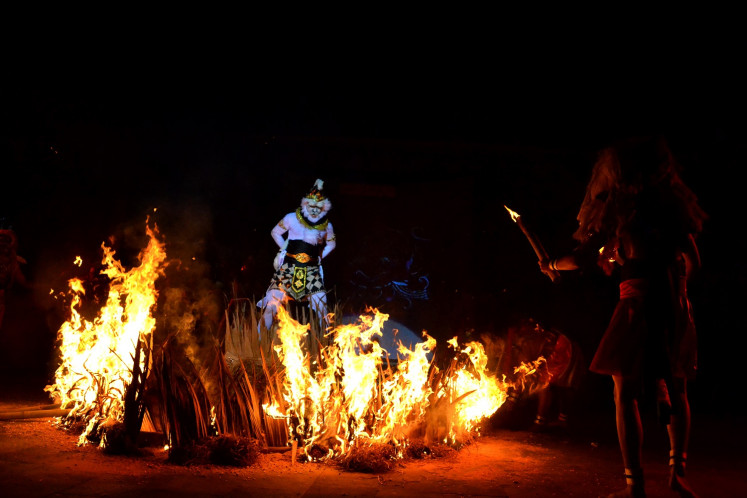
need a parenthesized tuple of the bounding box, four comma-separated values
(45, 219, 167, 445)
(264, 305, 547, 461)
(43, 219, 547, 463)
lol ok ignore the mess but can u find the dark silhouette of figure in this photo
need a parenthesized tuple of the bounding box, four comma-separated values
(0, 224, 30, 329)
(539, 137, 707, 497)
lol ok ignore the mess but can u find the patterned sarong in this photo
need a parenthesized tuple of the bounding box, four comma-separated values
(269, 263, 325, 301)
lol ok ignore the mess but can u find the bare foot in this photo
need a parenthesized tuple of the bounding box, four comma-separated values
(670, 472, 699, 498)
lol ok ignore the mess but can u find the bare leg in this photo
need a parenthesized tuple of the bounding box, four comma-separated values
(532, 387, 552, 431)
(556, 387, 573, 428)
(607, 375, 646, 497)
(261, 289, 286, 336)
(656, 378, 672, 427)
(667, 378, 698, 497)
(308, 292, 329, 332)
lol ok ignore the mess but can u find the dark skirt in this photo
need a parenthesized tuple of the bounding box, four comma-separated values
(590, 274, 697, 380)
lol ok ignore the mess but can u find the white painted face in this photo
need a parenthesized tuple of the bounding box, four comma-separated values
(307, 205, 323, 220)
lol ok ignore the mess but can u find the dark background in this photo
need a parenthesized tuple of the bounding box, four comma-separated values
(2, 27, 745, 421)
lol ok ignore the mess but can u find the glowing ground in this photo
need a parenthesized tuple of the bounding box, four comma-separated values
(1, 385, 743, 497)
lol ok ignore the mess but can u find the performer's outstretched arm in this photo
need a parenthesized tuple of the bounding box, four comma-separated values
(321, 222, 336, 259)
(539, 254, 580, 273)
(271, 215, 292, 248)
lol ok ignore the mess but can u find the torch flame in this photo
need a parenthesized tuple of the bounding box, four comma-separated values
(504, 205, 520, 222)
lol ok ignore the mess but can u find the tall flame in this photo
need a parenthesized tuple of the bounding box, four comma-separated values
(444, 340, 510, 438)
(40, 215, 550, 462)
(266, 305, 547, 461)
(45, 219, 167, 445)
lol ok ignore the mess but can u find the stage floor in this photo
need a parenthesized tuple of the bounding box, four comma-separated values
(1, 380, 744, 498)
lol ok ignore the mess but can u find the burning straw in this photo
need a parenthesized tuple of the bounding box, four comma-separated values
(39, 217, 551, 471)
(44, 218, 166, 449)
(261, 306, 550, 467)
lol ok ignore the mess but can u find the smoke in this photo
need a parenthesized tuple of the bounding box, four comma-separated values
(149, 198, 225, 373)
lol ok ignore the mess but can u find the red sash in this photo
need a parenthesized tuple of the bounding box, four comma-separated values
(619, 278, 647, 299)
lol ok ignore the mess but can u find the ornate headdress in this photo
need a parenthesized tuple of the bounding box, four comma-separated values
(301, 179, 332, 213)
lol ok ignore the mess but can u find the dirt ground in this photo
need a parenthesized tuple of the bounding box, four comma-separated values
(1, 373, 745, 498)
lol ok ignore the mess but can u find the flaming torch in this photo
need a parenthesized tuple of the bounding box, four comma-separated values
(504, 205, 560, 282)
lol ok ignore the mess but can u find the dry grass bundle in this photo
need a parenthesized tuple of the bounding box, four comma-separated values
(167, 440, 211, 466)
(220, 297, 289, 448)
(57, 413, 90, 438)
(209, 343, 263, 441)
(334, 437, 458, 474)
(220, 296, 343, 449)
(208, 434, 262, 466)
(404, 438, 456, 460)
(168, 434, 261, 467)
(150, 339, 213, 448)
(425, 441, 457, 459)
(100, 422, 143, 456)
(337, 439, 397, 473)
(147, 295, 297, 456)
(222, 296, 337, 368)
(53, 337, 152, 450)
(148, 293, 490, 471)
(223, 298, 276, 367)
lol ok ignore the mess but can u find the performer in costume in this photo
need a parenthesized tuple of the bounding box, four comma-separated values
(514, 320, 585, 431)
(539, 137, 706, 498)
(488, 319, 585, 432)
(260, 179, 336, 333)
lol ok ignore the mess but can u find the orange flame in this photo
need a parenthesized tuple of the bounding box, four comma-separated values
(266, 306, 546, 460)
(504, 205, 520, 222)
(443, 340, 510, 439)
(45, 219, 167, 445)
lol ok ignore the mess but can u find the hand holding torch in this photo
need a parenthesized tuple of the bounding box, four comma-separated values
(504, 205, 560, 282)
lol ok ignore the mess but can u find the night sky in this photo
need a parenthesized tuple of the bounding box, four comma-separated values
(2, 31, 746, 415)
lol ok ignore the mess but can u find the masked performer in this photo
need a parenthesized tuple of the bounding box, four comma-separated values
(539, 137, 706, 498)
(516, 320, 584, 431)
(488, 319, 585, 432)
(260, 179, 336, 333)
